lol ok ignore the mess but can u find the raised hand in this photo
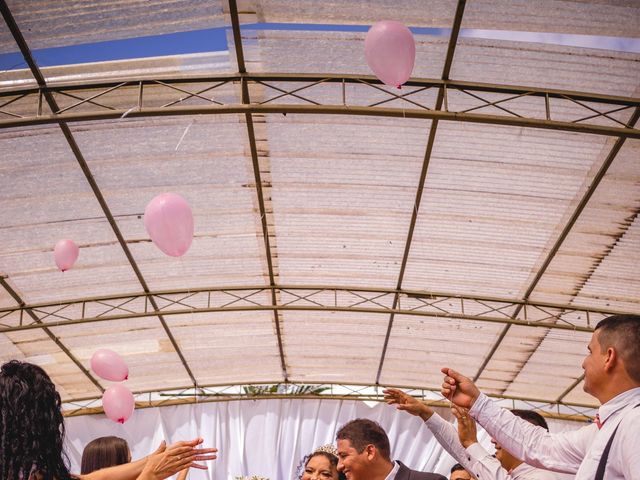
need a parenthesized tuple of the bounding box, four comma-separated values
(138, 439, 217, 480)
(383, 388, 434, 420)
(451, 404, 478, 448)
(441, 367, 480, 408)
(166, 438, 218, 470)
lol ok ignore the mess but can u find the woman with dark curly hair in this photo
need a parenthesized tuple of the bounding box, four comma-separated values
(0, 360, 217, 480)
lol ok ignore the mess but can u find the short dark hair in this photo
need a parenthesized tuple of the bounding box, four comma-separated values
(451, 463, 466, 473)
(511, 409, 548, 431)
(336, 418, 391, 461)
(595, 314, 640, 383)
(80, 436, 130, 474)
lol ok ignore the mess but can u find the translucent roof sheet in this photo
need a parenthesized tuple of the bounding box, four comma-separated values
(451, 38, 640, 98)
(247, 0, 640, 37)
(0, 0, 226, 53)
(1, 0, 638, 415)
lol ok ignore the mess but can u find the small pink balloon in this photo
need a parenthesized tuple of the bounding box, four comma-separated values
(53, 239, 79, 272)
(90, 349, 129, 382)
(102, 384, 135, 424)
(365, 21, 416, 88)
(143, 193, 194, 257)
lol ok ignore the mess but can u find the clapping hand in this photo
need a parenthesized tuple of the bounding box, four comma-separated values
(139, 439, 217, 480)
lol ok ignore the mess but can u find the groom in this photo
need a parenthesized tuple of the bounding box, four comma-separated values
(336, 418, 446, 480)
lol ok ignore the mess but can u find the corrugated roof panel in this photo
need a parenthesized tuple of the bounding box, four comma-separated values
(165, 310, 283, 385)
(267, 115, 429, 288)
(402, 122, 607, 298)
(250, 0, 640, 37)
(3, 328, 102, 400)
(379, 314, 503, 387)
(68, 115, 268, 291)
(0, 0, 226, 53)
(240, 30, 449, 78)
(0, 289, 18, 308)
(451, 38, 640, 97)
(503, 329, 590, 401)
(50, 316, 194, 392)
(462, 0, 640, 37)
(0, 126, 142, 304)
(0, 332, 25, 361)
(477, 326, 592, 402)
(531, 139, 640, 310)
(284, 310, 387, 383)
(246, 0, 458, 28)
(572, 218, 640, 312)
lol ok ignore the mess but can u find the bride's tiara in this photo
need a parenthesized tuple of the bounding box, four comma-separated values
(314, 444, 339, 458)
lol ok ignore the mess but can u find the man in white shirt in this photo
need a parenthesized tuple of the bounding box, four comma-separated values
(441, 314, 640, 480)
(335, 418, 446, 480)
(384, 388, 560, 479)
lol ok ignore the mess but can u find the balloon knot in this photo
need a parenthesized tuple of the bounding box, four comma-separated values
(118, 418, 125, 424)
(124, 374, 128, 380)
(397, 85, 402, 90)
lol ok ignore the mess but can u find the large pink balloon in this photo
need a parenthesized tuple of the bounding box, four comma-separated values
(53, 239, 79, 272)
(90, 349, 129, 381)
(365, 21, 416, 88)
(102, 384, 135, 424)
(144, 193, 194, 257)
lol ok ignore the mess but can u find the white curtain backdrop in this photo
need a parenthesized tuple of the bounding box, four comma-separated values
(64, 398, 580, 480)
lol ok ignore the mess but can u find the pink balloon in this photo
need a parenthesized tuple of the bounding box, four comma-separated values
(90, 349, 129, 381)
(365, 21, 416, 88)
(144, 193, 194, 257)
(102, 384, 135, 424)
(53, 239, 79, 272)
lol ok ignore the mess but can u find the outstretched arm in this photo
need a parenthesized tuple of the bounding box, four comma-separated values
(441, 367, 588, 474)
(80, 439, 217, 480)
(383, 388, 435, 421)
(384, 388, 474, 473)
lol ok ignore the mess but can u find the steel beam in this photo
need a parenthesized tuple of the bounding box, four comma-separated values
(60, 380, 597, 422)
(0, 285, 619, 334)
(2, 74, 637, 106)
(228, 0, 288, 381)
(376, 0, 467, 385)
(1, 76, 638, 138)
(2, 98, 637, 139)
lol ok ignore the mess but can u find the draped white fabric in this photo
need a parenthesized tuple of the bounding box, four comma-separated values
(64, 399, 579, 480)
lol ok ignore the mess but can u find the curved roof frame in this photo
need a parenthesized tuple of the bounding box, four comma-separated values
(1, 0, 639, 418)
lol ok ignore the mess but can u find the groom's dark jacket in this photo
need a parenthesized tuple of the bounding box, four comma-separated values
(395, 461, 447, 480)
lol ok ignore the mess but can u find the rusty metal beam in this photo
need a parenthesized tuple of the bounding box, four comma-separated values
(376, 0, 467, 385)
(228, 0, 288, 381)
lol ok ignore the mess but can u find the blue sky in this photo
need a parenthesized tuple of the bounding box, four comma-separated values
(1, 22, 639, 71)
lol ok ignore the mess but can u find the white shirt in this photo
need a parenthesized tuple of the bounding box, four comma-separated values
(385, 460, 400, 480)
(469, 387, 640, 479)
(466, 443, 561, 480)
(425, 413, 560, 480)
